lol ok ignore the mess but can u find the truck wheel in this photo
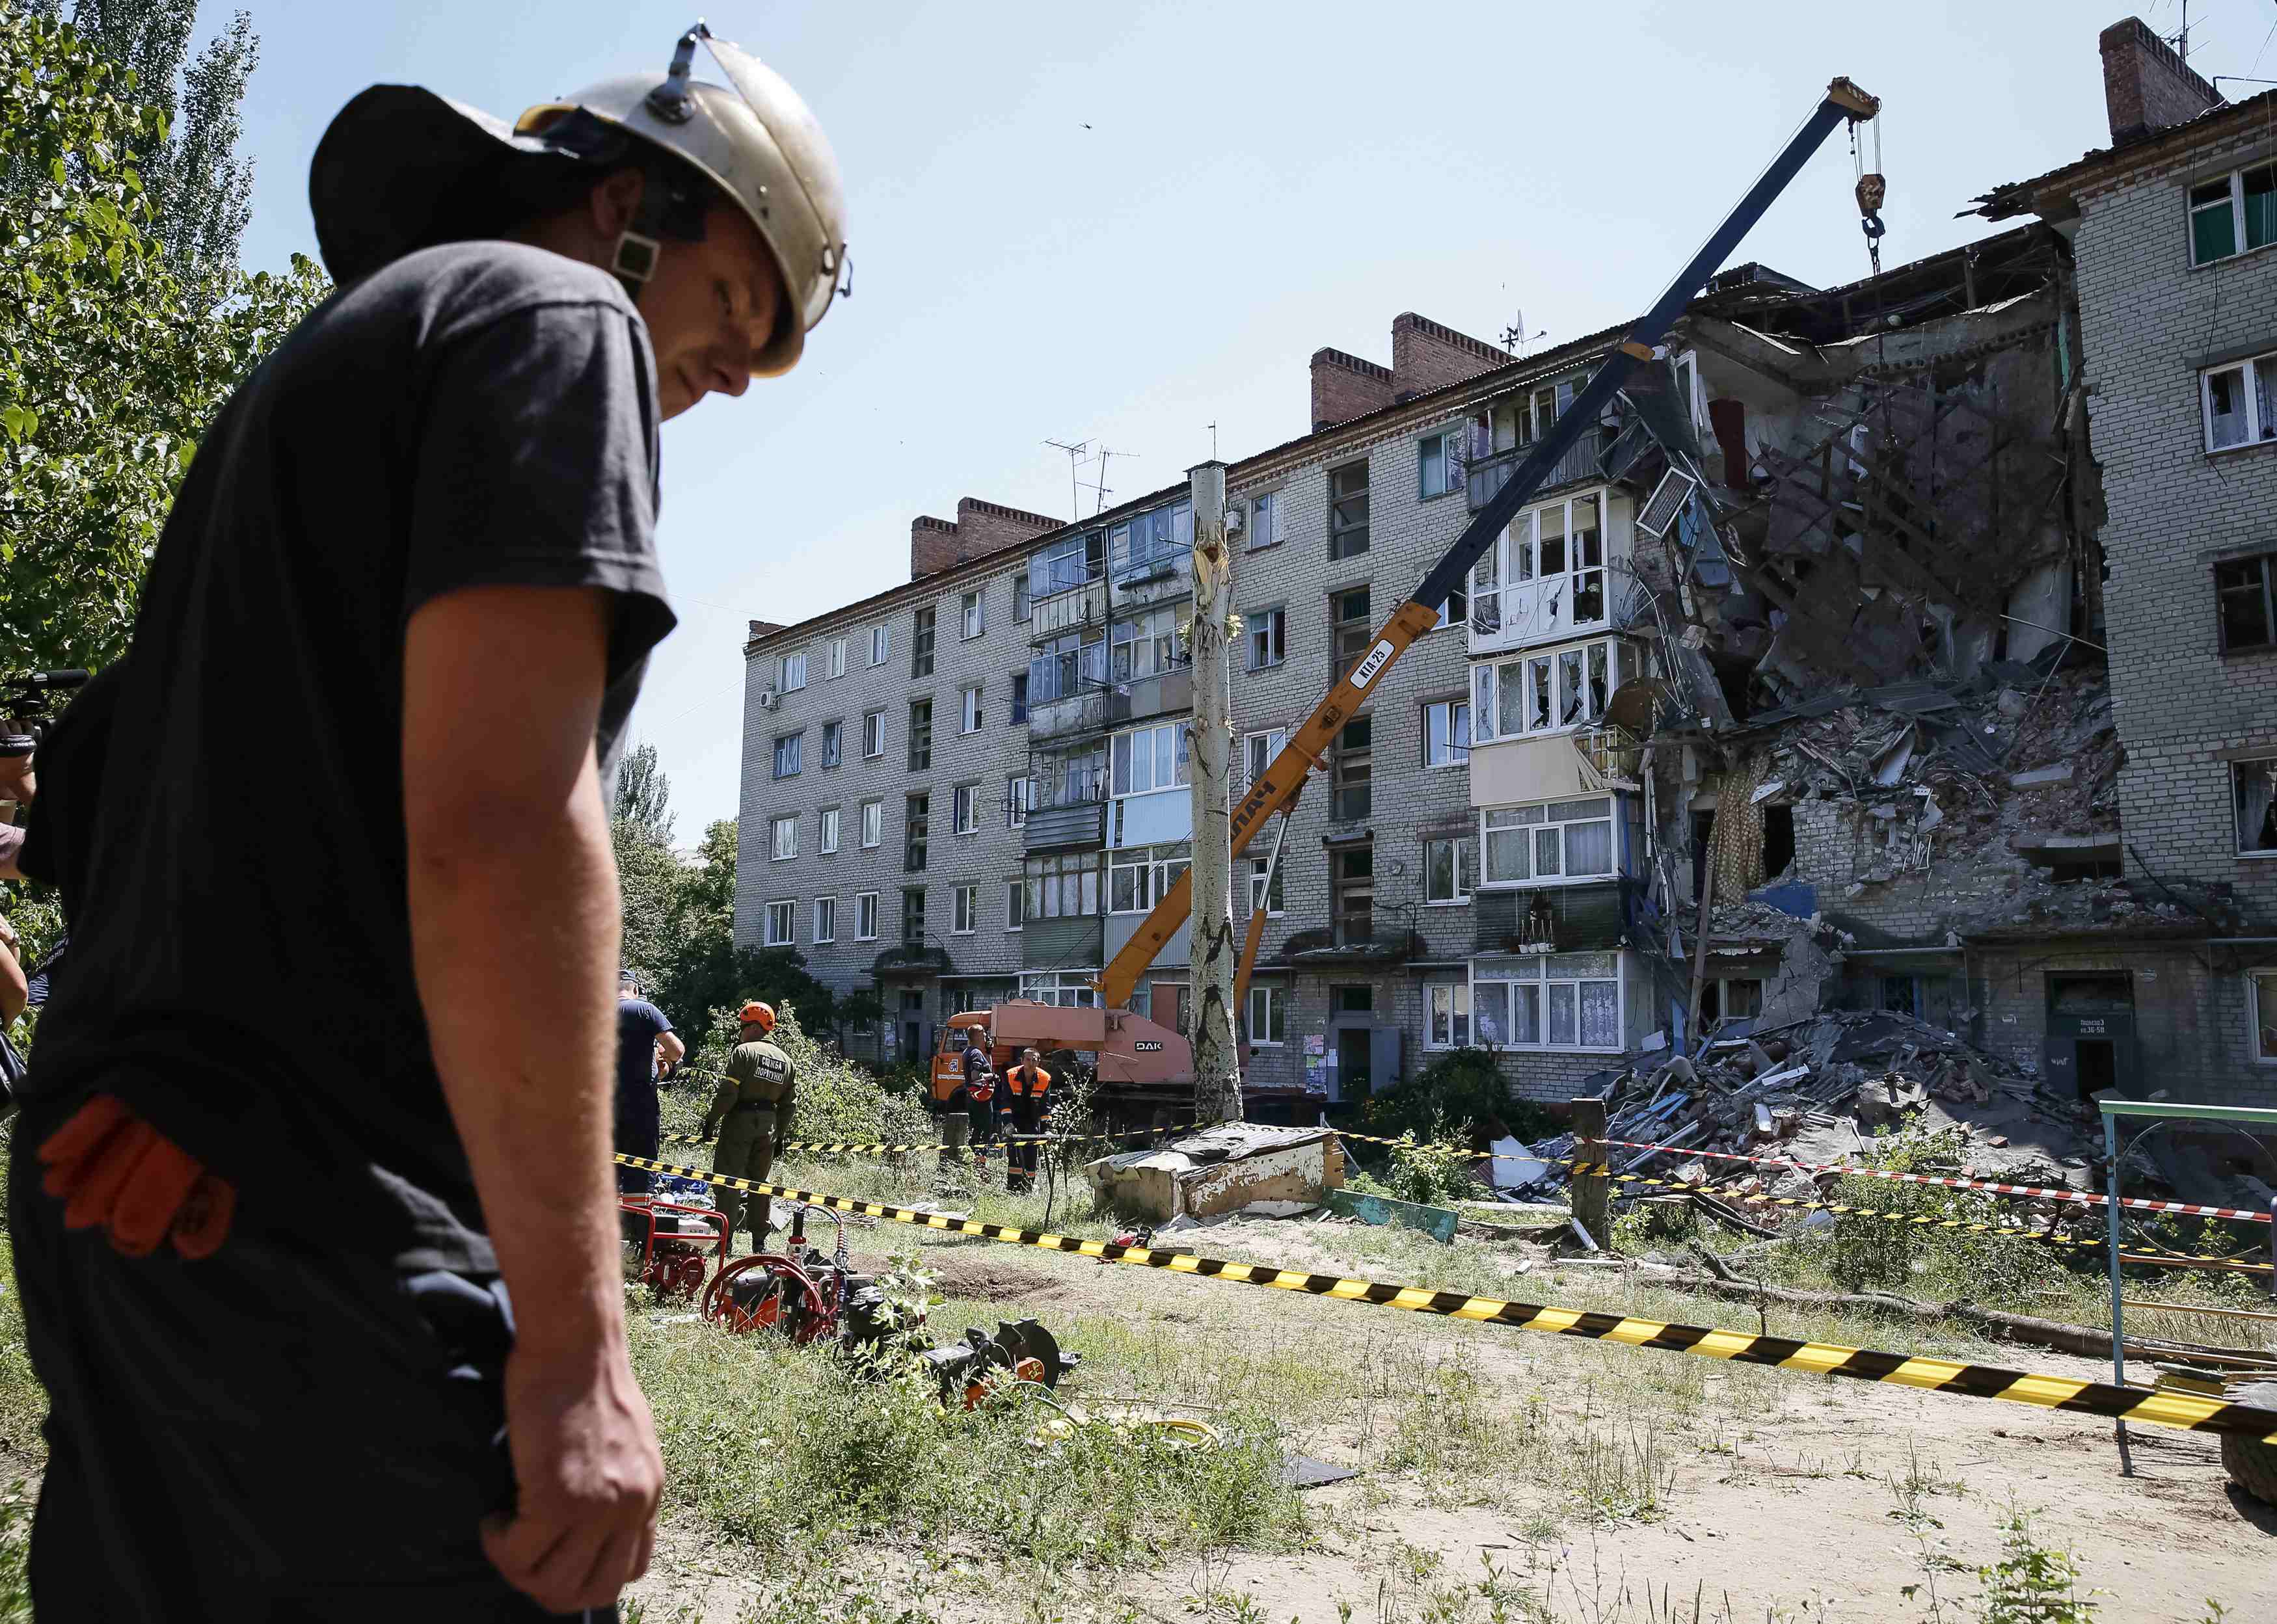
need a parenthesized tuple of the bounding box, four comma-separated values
(2222, 1380, 2277, 1508)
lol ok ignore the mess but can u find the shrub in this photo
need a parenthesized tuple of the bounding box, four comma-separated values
(1357, 1046, 1557, 1150)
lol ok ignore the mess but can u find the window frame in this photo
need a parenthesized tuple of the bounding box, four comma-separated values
(861, 708, 885, 759)
(827, 637, 847, 680)
(908, 698, 932, 772)
(1246, 490, 1280, 552)
(770, 815, 797, 862)
(1241, 727, 1287, 794)
(869, 625, 889, 666)
(952, 883, 978, 935)
(859, 798, 883, 849)
(1111, 607, 1187, 684)
(1470, 951, 1624, 1053)
(1417, 430, 1456, 499)
(1110, 844, 1191, 915)
(764, 899, 795, 946)
(1426, 981, 1470, 1049)
(1011, 671, 1030, 723)
(1023, 851, 1103, 920)
(1245, 984, 1287, 1047)
(1423, 699, 1471, 768)
(1006, 773, 1032, 828)
(960, 590, 984, 641)
(2216, 552, 2277, 654)
(2252, 966, 2277, 1064)
(2235, 756, 2277, 857)
(2201, 349, 2277, 453)
(855, 890, 880, 941)
(1246, 853, 1285, 917)
(1110, 721, 1191, 799)
(2189, 159, 2277, 268)
(1006, 879, 1027, 931)
(904, 792, 930, 872)
(961, 684, 984, 734)
(1019, 970, 1100, 1009)
(818, 805, 840, 855)
(1331, 715, 1373, 823)
(772, 731, 802, 780)
(900, 887, 927, 947)
(1246, 605, 1287, 670)
(911, 606, 936, 678)
(953, 782, 981, 836)
(1425, 834, 1475, 905)
(1472, 635, 1630, 743)
(1468, 490, 1608, 639)
(1332, 586, 1372, 668)
(1479, 796, 1619, 888)
(779, 651, 808, 693)
(820, 719, 842, 769)
(1328, 459, 1370, 561)
(813, 896, 837, 944)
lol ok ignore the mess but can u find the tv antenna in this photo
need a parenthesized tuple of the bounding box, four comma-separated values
(1091, 446, 1137, 515)
(1206, 421, 1219, 459)
(1500, 310, 1546, 356)
(1044, 437, 1092, 521)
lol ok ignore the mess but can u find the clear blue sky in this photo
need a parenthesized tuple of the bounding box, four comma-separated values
(210, 0, 2275, 834)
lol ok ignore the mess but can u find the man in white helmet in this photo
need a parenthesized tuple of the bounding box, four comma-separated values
(8, 23, 844, 1619)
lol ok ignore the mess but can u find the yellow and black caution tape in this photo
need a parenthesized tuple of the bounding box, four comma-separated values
(613, 1153, 2277, 1446)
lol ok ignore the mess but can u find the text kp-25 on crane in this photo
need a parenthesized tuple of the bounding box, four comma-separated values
(944, 77, 1885, 1119)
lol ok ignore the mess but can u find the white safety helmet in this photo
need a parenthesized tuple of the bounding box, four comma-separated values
(311, 21, 848, 377)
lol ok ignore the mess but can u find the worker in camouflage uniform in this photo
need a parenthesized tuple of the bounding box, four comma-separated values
(701, 1001, 797, 1249)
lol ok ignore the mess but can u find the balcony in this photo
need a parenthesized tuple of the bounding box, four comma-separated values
(871, 942, 956, 976)
(1030, 578, 1107, 643)
(1465, 434, 1608, 512)
(1109, 549, 1192, 612)
(1023, 799, 1107, 853)
(1022, 913, 1103, 971)
(1474, 880, 1632, 955)
(1271, 901, 1425, 968)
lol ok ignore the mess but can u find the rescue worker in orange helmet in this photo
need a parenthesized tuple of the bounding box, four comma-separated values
(702, 1002, 798, 1249)
(1001, 1046, 1053, 1191)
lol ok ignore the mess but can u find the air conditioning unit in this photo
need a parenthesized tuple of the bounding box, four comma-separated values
(756, 688, 779, 710)
(1636, 466, 1699, 538)
(1226, 505, 1246, 534)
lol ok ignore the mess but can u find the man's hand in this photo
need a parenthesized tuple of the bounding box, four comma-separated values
(699, 1121, 718, 1142)
(481, 1346, 661, 1614)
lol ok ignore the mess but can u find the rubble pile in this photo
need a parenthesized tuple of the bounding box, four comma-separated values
(1498, 1008, 2110, 1231)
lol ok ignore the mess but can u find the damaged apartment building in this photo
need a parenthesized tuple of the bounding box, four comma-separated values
(736, 15, 2272, 1113)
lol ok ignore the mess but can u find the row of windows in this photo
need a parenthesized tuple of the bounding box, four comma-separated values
(772, 683, 1035, 780)
(762, 883, 1024, 948)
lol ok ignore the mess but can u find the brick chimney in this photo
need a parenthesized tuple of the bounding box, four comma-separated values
(2099, 17, 2220, 146)
(909, 498, 1060, 580)
(1390, 312, 1506, 401)
(1310, 347, 1394, 433)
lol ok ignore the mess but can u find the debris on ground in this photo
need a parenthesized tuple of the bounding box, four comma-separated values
(1088, 1123, 1345, 1223)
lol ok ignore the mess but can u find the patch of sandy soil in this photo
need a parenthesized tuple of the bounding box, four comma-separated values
(630, 1214, 2276, 1621)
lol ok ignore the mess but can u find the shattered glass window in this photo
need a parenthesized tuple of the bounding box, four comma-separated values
(1473, 666, 1497, 739)
(2236, 757, 2277, 855)
(1572, 494, 1604, 624)
(1558, 648, 1585, 725)
(1528, 657, 1552, 731)
(1472, 542, 1501, 633)
(2191, 177, 2237, 265)
(1538, 504, 1567, 577)
(1588, 643, 1610, 717)
(2207, 366, 2249, 450)
(2248, 163, 2277, 252)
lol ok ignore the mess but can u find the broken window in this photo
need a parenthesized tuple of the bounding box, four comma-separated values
(1760, 803, 1796, 879)
(2237, 756, 2277, 855)
(1426, 982, 1470, 1048)
(908, 699, 932, 771)
(1247, 606, 1287, 669)
(1333, 848, 1375, 944)
(901, 887, 926, 946)
(1335, 984, 1373, 1014)
(1332, 716, 1373, 821)
(1425, 835, 1475, 904)
(904, 793, 929, 872)
(1328, 461, 1370, 561)
(2202, 351, 2277, 451)
(1470, 492, 1608, 640)
(1472, 636, 1625, 741)
(911, 607, 936, 678)
(1424, 700, 1470, 767)
(1699, 978, 1763, 1025)
(1112, 607, 1185, 682)
(2252, 969, 2277, 1064)
(1333, 587, 1373, 666)
(2217, 553, 2277, 653)
(1880, 976, 1921, 1017)
(2189, 161, 2277, 267)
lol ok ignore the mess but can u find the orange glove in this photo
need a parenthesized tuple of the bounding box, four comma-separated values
(36, 1095, 236, 1259)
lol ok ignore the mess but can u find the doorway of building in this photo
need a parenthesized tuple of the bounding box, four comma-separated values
(2075, 1040, 2118, 1098)
(2045, 973, 2135, 1103)
(900, 988, 926, 1065)
(1337, 1027, 1373, 1098)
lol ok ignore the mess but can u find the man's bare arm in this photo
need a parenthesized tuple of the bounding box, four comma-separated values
(403, 584, 660, 1614)
(657, 1030, 686, 1067)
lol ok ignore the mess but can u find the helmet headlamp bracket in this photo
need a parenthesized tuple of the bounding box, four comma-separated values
(612, 229, 662, 284)
(645, 21, 710, 126)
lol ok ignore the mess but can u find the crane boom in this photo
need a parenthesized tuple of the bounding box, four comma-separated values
(1098, 78, 1880, 1010)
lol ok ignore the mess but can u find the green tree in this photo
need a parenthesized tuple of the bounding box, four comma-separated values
(25, 0, 258, 277)
(647, 820, 835, 1038)
(612, 739, 675, 846)
(0, 5, 328, 672)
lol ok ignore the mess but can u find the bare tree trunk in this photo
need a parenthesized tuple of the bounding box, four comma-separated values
(1187, 461, 1242, 1125)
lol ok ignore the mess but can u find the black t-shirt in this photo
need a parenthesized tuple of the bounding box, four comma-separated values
(613, 997, 673, 1123)
(23, 241, 675, 1271)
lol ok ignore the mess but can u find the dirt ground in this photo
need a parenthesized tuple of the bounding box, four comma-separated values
(625, 1210, 2277, 1623)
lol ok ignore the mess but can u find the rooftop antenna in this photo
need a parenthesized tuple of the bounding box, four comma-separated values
(2164, 0, 2190, 66)
(1500, 311, 1546, 356)
(1207, 421, 1219, 459)
(1091, 446, 1138, 515)
(1044, 437, 1092, 522)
